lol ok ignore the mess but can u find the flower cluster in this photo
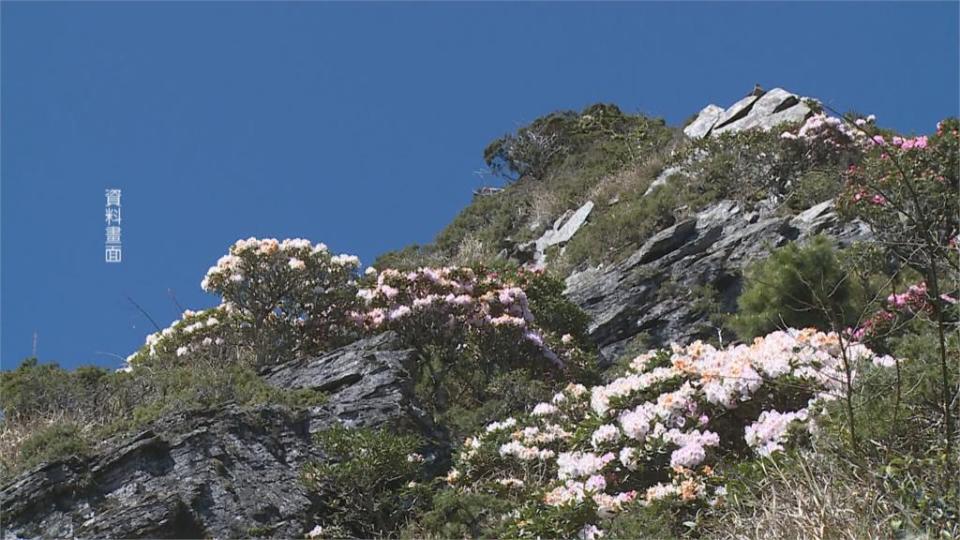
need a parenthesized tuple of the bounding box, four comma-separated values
(744, 409, 809, 457)
(351, 266, 564, 368)
(780, 113, 870, 146)
(125, 238, 361, 369)
(870, 134, 929, 150)
(839, 119, 958, 269)
(850, 281, 957, 344)
(446, 329, 894, 538)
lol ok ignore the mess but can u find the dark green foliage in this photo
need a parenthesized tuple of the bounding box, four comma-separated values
(731, 236, 861, 339)
(484, 104, 671, 183)
(672, 125, 857, 210)
(439, 372, 552, 441)
(372, 244, 438, 272)
(522, 270, 591, 342)
(17, 422, 90, 470)
(303, 426, 425, 538)
(409, 490, 512, 539)
(1, 358, 112, 423)
(787, 169, 844, 211)
(604, 501, 696, 539)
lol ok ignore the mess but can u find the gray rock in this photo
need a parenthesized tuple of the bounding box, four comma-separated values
(683, 104, 725, 139)
(686, 88, 817, 139)
(524, 200, 595, 267)
(564, 199, 871, 365)
(713, 88, 804, 135)
(755, 101, 812, 131)
(1, 333, 436, 539)
(711, 94, 764, 132)
(262, 332, 431, 434)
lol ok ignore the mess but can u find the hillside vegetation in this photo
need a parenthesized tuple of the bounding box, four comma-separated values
(2, 90, 958, 539)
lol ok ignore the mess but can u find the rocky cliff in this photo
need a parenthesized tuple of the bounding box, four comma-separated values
(1, 333, 442, 539)
(565, 199, 870, 364)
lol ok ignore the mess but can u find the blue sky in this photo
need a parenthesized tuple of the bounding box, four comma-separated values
(2, 2, 958, 371)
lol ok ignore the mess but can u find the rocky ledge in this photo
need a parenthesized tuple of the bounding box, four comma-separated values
(0, 332, 436, 539)
(564, 199, 871, 365)
(684, 87, 815, 139)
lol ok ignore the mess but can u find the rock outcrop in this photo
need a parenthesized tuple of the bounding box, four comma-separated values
(564, 199, 870, 365)
(683, 87, 814, 139)
(520, 200, 595, 267)
(0, 333, 434, 539)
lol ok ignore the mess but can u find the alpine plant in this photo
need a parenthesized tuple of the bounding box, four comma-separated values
(445, 328, 895, 539)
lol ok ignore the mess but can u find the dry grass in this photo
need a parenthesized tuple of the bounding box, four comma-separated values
(454, 234, 497, 267)
(586, 154, 664, 206)
(702, 448, 931, 540)
(0, 411, 98, 476)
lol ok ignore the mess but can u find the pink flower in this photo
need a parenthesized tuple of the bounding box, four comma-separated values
(870, 194, 886, 205)
(872, 135, 886, 145)
(914, 136, 928, 149)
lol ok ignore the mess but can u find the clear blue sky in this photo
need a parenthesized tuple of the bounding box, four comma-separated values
(2, 2, 958, 371)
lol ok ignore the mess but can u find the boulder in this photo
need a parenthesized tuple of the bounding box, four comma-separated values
(686, 88, 817, 139)
(683, 104, 725, 139)
(711, 94, 765, 132)
(713, 88, 809, 134)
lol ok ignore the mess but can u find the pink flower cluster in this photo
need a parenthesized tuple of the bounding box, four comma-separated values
(872, 135, 929, 150)
(851, 282, 956, 343)
(448, 329, 894, 537)
(851, 189, 887, 206)
(352, 266, 562, 367)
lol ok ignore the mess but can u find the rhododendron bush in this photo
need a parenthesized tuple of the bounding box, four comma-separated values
(127, 238, 361, 368)
(351, 266, 595, 424)
(125, 240, 593, 419)
(839, 117, 958, 273)
(443, 329, 894, 539)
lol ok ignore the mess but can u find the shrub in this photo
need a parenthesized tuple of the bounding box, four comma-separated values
(127, 238, 361, 369)
(0, 357, 325, 478)
(673, 116, 860, 210)
(302, 426, 426, 538)
(16, 422, 90, 471)
(409, 489, 513, 539)
(731, 236, 861, 340)
(352, 265, 596, 437)
(484, 104, 672, 183)
(561, 179, 681, 267)
(442, 329, 894, 538)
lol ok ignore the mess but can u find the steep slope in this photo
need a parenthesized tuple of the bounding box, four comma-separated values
(1, 333, 442, 538)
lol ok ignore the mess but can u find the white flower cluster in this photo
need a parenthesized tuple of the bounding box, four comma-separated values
(353, 266, 565, 367)
(450, 328, 895, 538)
(125, 237, 361, 369)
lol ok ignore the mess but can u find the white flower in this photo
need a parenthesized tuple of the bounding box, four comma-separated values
(590, 424, 620, 449)
(577, 524, 604, 540)
(288, 257, 306, 270)
(532, 402, 558, 416)
(176, 346, 189, 357)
